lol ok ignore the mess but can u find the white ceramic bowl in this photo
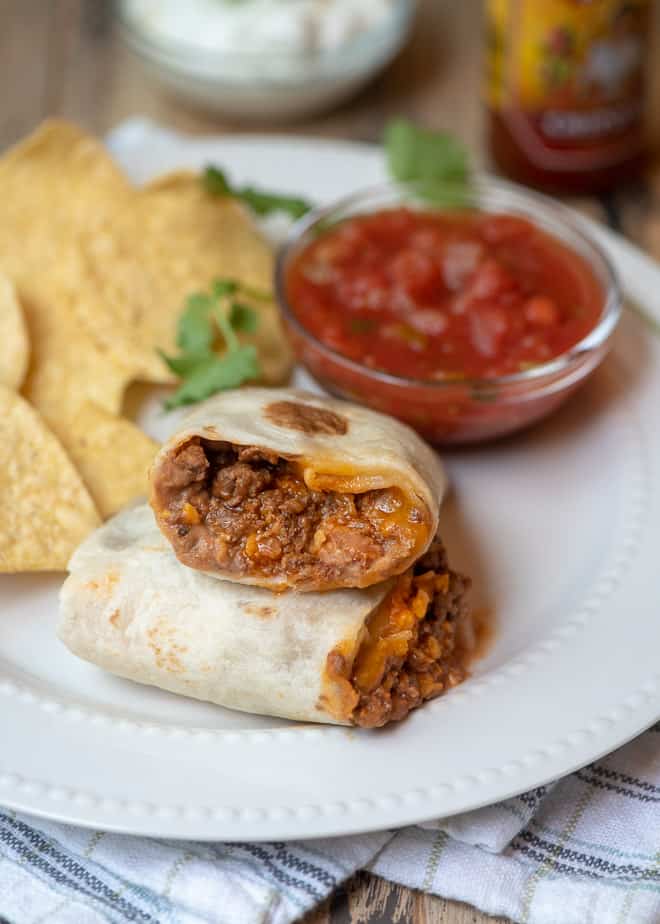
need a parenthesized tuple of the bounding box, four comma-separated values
(117, 0, 416, 121)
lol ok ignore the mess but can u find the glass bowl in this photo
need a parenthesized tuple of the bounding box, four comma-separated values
(117, 0, 416, 121)
(275, 178, 622, 445)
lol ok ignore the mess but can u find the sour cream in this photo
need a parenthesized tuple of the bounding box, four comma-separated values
(123, 0, 398, 60)
(120, 0, 413, 118)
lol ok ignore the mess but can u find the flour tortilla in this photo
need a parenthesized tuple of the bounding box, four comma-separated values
(58, 504, 391, 724)
(150, 387, 447, 590)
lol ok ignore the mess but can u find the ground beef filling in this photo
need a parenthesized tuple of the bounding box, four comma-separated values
(152, 437, 425, 589)
(326, 537, 471, 728)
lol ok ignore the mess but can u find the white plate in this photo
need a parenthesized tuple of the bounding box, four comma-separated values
(1, 124, 658, 841)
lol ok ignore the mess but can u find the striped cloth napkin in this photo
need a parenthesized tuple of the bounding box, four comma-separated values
(1, 723, 657, 924)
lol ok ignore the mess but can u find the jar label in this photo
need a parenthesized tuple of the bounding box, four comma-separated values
(486, 0, 649, 171)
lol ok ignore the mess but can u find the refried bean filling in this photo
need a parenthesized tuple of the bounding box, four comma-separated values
(325, 537, 471, 728)
(152, 437, 426, 588)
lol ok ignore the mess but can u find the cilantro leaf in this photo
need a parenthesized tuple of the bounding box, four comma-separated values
(157, 348, 210, 377)
(229, 302, 259, 333)
(212, 279, 239, 298)
(385, 118, 469, 185)
(203, 166, 232, 196)
(165, 347, 259, 410)
(237, 186, 311, 220)
(238, 283, 272, 303)
(205, 121, 471, 220)
(203, 164, 312, 219)
(159, 278, 266, 410)
(384, 119, 471, 204)
(176, 293, 215, 354)
(213, 305, 239, 353)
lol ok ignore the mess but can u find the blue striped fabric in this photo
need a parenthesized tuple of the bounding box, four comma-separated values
(373, 725, 660, 924)
(0, 726, 657, 924)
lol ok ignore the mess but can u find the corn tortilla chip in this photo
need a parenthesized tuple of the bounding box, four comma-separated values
(57, 402, 159, 519)
(0, 122, 288, 525)
(0, 120, 131, 284)
(0, 385, 100, 572)
(0, 120, 134, 419)
(0, 273, 29, 389)
(0, 121, 144, 519)
(68, 171, 293, 385)
(20, 287, 130, 421)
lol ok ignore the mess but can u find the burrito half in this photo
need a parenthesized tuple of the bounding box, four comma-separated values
(150, 388, 447, 592)
(58, 505, 471, 727)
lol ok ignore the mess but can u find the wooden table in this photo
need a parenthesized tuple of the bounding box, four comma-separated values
(2, 3, 659, 923)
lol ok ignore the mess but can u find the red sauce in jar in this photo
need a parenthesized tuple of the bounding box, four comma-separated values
(285, 208, 604, 381)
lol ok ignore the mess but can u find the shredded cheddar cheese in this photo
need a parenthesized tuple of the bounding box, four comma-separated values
(244, 533, 259, 558)
(352, 571, 438, 695)
(182, 502, 200, 525)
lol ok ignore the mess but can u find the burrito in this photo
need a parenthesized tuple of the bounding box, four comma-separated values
(150, 388, 447, 592)
(58, 505, 471, 727)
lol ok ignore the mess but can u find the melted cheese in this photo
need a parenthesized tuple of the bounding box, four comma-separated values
(294, 462, 429, 558)
(352, 572, 434, 694)
(321, 570, 451, 722)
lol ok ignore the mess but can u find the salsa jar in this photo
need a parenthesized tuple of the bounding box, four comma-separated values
(485, 0, 651, 193)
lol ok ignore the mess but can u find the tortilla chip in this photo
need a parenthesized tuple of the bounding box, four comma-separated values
(0, 120, 134, 418)
(68, 171, 294, 385)
(0, 123, 289, 524)
(0, 121, 141, 520)
(44, 401, 159, 520)
(0, 120, 131, 283)
(0, 385, 100, 572)
(20, 287, 130, 421)
(0, 273, 29, 389)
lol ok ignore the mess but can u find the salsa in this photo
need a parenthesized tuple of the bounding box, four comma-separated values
(285, 208, 604, 381)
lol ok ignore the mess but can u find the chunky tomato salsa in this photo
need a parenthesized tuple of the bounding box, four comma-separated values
(285, 209, 604, 380)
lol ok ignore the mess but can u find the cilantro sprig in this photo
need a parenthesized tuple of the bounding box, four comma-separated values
(202, 119, 471, 220)
(385, 118, 471, 206)
(203, 166, 312, 220)
(159, 279, 266, 410)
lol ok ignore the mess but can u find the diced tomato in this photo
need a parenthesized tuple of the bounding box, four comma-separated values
(467, 258, 518, 300)
(442, 240, 485, 291)
(390, 249, 441, 299)
(469, 305, 509, 358)
(478, 214, 531, 244)
(524, 295, 560, 326)
(314, 236, 355, 266)
(408, 309, 448, 336)
(337, 271, 390, 311)
(411, 227, 448, 255)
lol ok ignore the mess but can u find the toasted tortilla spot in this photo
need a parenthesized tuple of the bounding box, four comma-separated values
(109, 609, 121, 627)
(264, 400, 348, 436)
(241, 602, 278, 619)
(147, 623, 186, 673)
(83, 570, 119, 596)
